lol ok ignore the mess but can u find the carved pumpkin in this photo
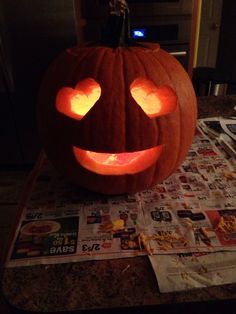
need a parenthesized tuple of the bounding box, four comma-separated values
(37, 42, 197, 195)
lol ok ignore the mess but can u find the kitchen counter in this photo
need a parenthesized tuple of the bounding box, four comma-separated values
(197, 95, 236, 118)
(2, 96, 236, 313)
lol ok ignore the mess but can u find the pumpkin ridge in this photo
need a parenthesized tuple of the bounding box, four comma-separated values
(122, 49, 129, 152)
(69, 48, 107, 148)
(156, 49, 197, 175)
(71, 47, 105, 81)
(126, 48, 160, 149)
(120, 48, 130, 191)
(133, 47, 160, 146)
(89, 48, 112, 148)
(132, 48, 160, 187)
(109, 48, 126, 152)
(150, 49, 181, 178)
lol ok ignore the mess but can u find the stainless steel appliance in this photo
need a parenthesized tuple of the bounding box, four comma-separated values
(128, 14, 192, 69)
(80, 0, 194, 70)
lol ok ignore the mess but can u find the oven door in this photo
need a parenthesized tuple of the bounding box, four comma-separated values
(130, 15, 192, 45)
(129, 14, 191, 71)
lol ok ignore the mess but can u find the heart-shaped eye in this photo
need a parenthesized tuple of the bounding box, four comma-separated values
(56, 78, 101, 120)
(130, 78, 177, 118)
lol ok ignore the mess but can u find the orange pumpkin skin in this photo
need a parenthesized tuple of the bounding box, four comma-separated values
(37, 43, 197, 195)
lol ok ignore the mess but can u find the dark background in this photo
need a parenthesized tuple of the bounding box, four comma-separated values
(0, 0, 77, 166)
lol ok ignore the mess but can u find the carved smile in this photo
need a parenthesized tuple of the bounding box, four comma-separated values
(73, 145, 163, 175)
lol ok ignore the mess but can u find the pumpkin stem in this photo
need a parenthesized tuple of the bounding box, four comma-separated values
(101, 0, 131, 47)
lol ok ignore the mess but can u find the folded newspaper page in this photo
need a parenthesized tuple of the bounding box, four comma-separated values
(5, 125, 236, 271)
(149, 251, 236, 292)
(199, 116, 236, 158)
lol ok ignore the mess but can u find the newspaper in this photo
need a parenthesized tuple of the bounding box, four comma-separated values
(150, 251, 236, 292)
(5, 124, 236, 271)
(150, 117, 236, 292)
(199, 116, 236, 158)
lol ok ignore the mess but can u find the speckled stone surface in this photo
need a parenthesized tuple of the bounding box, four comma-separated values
(3, 258, 236, 313)
(197, 95, 236, 118)
(2, 96, 236, 313)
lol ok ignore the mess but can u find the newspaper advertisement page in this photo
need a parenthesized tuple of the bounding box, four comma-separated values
(5, 124, 236, 273)
(148, 118, 236, 292)
(6, 158, 148, 266)
(220, 117, 236, 141)
(149, 251, 236, 293)
(138, 125, 236, 255)
(7, 190, 146, 267)
(199, 116, 236, 158)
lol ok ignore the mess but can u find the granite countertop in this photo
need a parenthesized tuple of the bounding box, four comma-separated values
(197, 95, 236, 118)
(2, 96, 236, 313)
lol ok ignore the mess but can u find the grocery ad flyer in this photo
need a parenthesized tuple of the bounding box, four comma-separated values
(6, 126, 236, 270)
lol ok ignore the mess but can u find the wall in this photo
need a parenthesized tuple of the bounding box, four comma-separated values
(0, 0, 77, 165)
(217, 0, 236, 83)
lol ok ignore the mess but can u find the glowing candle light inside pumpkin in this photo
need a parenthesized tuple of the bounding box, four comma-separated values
(73, 146, 163, 175)
(130, 78, 177, 118)
(70, 92, 89, 116)
(56, 78, 101, 120)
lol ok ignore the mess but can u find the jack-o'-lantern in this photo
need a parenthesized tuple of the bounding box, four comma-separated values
(37, 4, 197, 195)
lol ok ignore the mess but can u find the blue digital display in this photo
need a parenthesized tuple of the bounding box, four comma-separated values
(131, 28, 147, 39)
